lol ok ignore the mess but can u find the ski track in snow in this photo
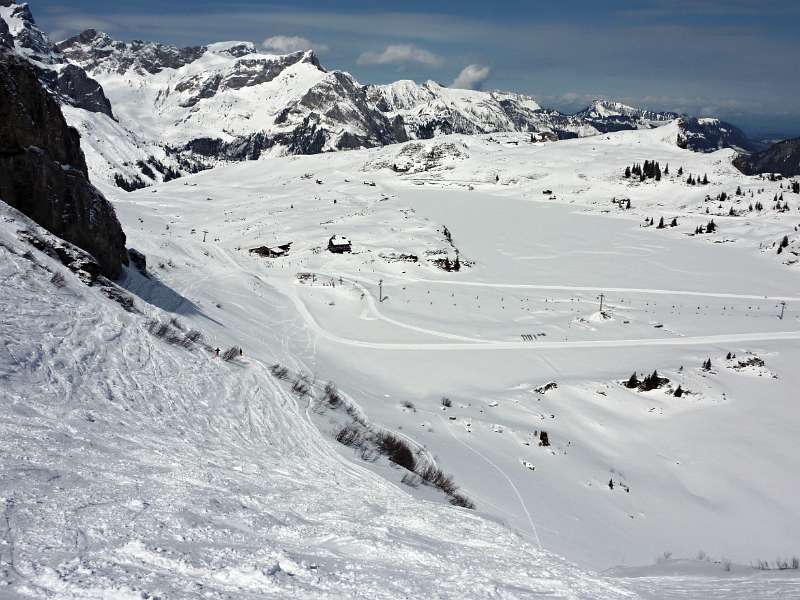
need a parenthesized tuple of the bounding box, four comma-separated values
(438, 415, 543, 549)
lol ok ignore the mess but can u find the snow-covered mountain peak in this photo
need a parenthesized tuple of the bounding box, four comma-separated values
(206, 40, 256, 57)
(577, 98, 677, 122)
(58, 29, 207, 75)
(0, 0, 60, 64)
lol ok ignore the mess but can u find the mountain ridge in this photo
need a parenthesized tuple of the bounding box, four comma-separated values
(0, 0, 759, 192)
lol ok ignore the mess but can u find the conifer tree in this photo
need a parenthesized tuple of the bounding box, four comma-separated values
(626, 372, 639, 388)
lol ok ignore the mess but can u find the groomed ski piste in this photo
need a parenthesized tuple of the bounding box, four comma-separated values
(3, 122, 800, 598)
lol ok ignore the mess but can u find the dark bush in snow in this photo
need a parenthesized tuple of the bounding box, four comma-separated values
(418, 465, 458, 496)
(376, 432, 417, 472)
(221, 346, 241, 361)
(324, 382, 343, 408)
(49, 271, 66, 288)
(270, 364, 290, 380)
(449, 493, 476, 509)
(336, 424, 365, 447)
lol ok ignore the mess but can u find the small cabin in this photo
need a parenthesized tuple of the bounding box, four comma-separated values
(249, 242, 291, 258)
(328, 235, 352, 254)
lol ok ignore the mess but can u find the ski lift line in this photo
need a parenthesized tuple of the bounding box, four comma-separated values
(289, 286, 800, 351)
(331, 272, 800, 303)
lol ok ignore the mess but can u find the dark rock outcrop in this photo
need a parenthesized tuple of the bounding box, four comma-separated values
(0, 11, 13, 50)
(733, 138, 800, 177)
(677, 117, 754, 153)
(0, 53, 128, 278)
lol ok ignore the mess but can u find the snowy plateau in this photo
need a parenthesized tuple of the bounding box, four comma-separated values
(2, 2, 800, 599)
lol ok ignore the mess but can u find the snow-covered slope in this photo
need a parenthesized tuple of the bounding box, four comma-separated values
(103, 124, 800, 578)
(4, 90, 800, 597)
(0, 201, 641, 599)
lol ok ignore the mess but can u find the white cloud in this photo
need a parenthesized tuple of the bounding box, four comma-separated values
(357, 44, 442, 66)
(451, 64, 491, 90)
(262, 35, 327, 53)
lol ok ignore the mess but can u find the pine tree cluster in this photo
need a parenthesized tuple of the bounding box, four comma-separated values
(624, 160, 662, 181)
(694, 219, 717, 234)
(625, 370, 669, 391)
(685, 173, 709, 186)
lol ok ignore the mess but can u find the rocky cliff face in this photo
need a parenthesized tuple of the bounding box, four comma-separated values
(733, 137, 800, 176)
(0, 53, 128, 278)
(677, 117, 754, 153)
(0, 1, 114, 117)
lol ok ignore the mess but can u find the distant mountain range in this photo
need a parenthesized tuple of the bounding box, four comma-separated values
(0, 0, 764, 190)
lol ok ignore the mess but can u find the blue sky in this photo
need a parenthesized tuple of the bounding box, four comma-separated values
(31, 0, 800, 136)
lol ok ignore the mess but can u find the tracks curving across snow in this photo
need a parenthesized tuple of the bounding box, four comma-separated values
(289, 272, 800, 351)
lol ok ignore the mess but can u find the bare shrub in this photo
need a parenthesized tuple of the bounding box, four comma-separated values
(418, 465, 458, 496)
(270, 364, 290, 380)
(402, 400, 416, 412)
(221, 346, 241, 361)
(182, 330, 203, 348)
(291, 374, 311, 397)
(449, 493, 475, 509)
(146, 319, 170, 338)
(441, 397, 452, 408)
(50, 272, 66, 288)
(376, 432, 417, 471)
(324, 382, 343, 408)
(336, 424, 364, 447)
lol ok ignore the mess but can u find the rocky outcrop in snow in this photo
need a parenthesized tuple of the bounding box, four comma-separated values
(0, 52, 128, 278)
(677, 117, 754, 153)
